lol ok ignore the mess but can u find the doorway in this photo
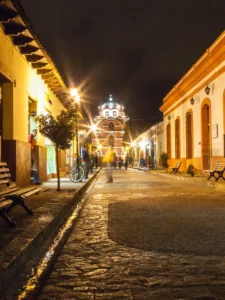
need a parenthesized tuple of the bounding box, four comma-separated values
(202, 104, 210, 169)
(28, 96, 37, 133)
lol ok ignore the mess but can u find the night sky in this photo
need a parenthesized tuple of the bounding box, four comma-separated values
(19, 0, 225, 124)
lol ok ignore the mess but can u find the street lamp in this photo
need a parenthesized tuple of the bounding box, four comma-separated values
(70, 88, 80, 156)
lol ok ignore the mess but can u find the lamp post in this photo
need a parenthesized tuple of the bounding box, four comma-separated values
(70, 88, 80, 156)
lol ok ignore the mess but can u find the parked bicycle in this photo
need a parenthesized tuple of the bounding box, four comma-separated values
(69, 155, 85, 183)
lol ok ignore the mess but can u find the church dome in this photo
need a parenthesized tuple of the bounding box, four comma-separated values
(99, 94, 121, 110)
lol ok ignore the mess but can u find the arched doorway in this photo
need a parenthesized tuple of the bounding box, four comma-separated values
(186, 112, 193, 159)
(166, 123, 171, 159)
(202, 103, 210, 169)
(175, 118, 180, 159)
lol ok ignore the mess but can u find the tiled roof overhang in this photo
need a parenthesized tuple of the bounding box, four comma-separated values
(0, 0, 72, 108)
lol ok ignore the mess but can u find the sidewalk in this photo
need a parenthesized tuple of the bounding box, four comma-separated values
(0, 168, 100, 294)
(135, 167, 225, 191)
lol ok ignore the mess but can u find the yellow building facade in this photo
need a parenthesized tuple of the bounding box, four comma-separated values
(0, 0, 73, 186)
(160, 31, 225, 172)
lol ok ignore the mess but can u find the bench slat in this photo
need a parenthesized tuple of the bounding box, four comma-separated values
(0, 200, 13, 210)
(5, 186, 42, 197)
(20, 188, 42, 198)
(0, 179, 11, 185)
(0, 162, 7, 167)
(0, 174, 11, 179)
(0, 168, 9, 173)
(0, 162, 43, 227)
(0, 187, 20, 197)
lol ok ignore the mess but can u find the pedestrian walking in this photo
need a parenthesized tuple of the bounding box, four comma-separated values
(28, 129, 37, 168)
(81, 146, 90, 180)
(29, 128, 42, 184)
(94, 153, 98, 169)
(124, 155, 128, 170)
(113, 155, 117, 169)
(118, 157, 122, 169)
(89, 153, 94, 174)
(102, 146, 116, 183)
(140, 158, 145, 168)
(31, 168, 42, 185)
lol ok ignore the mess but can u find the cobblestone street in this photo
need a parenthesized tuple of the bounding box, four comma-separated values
(38, 169, 225, 300)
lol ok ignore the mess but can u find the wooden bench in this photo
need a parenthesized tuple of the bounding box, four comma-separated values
(0, 162, 42, 227)
(171, 161, 182, 174)
(207, 161, 225, 181)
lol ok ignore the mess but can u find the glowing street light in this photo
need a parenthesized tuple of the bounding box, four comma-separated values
(70, 88, 78, 97)
(91, 124, 97, 132)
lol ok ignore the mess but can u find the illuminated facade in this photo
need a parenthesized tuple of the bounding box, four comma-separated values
(132, 121, 165, 167)
(160, 30, 225, 172)
(93, 95, 129, 159)
(0, 0, 73, 186)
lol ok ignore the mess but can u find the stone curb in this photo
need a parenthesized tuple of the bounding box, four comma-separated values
(132, 167, 225, 191)
(150, 170, 225, 191)
(0, 169, 101, 294)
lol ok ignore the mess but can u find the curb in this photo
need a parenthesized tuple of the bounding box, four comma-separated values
(150, 170, 225, 191)
(0, 169, 100, 294)
(132, 167, 225, 191)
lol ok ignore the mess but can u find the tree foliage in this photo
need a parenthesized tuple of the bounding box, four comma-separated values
(37, 109, 78, 150)
(36, 109, 79, 190)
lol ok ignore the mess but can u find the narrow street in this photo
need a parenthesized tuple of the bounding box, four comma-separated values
(32, 168, 225, 300)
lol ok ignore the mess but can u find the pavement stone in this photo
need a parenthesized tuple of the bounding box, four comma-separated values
(37, 168, 225, 300)
(2, 167, 225, 299)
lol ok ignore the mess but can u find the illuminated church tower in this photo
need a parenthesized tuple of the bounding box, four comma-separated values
(93, 95, 129, 158)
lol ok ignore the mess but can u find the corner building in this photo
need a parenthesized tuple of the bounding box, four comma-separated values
(0, 0, 73, 186)
(93, 95, 128, 159)
(160, 30, 225, 172)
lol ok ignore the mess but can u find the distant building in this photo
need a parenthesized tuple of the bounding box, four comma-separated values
(93, 95, 129, 159)
(132, 121, 165, 167)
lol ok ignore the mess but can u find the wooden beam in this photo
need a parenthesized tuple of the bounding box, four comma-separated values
(3, 21, 26, 35)
(41, 73, 55, 80)
(0, 5, 18, 21)
(26, 54, 44, 62)
(31, 62, 48, 69)
(20, 45, 39, 54)
(37, 68, 52, 75)
(13, 35, 33, 45)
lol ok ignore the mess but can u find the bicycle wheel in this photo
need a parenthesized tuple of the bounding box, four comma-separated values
(69, 166, 85, 183)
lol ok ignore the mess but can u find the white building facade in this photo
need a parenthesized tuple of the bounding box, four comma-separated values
(160, 31, 225, 172)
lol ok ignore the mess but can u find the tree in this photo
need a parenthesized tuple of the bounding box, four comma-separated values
(37, 109, 78, 191)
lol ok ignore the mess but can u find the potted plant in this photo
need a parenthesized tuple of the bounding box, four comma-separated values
(187, 164, 196, 177)
(160, 152, 169, 172)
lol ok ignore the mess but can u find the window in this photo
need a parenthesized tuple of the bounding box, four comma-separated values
(113, 111, 117, 117)
(105, 111, 109, 117)
(108, 122, 114, 131)
(186, 112, 193, 158)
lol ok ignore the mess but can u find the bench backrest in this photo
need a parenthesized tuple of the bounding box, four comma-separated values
(0, 162, 11, 186)
(214, 161, 225, 171)
(175, 161, 182, 168)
